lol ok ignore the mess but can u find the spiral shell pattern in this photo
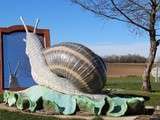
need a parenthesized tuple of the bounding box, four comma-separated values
(43, 42, 107, 93)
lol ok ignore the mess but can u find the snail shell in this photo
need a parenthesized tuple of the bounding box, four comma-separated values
(43, 42, 107, 93)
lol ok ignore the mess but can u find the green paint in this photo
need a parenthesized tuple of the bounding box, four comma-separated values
(3, 85, 145, 117)
(43, 100, 60, 114)
(74, 95, 105, 115)
(107, 97, 128, 117)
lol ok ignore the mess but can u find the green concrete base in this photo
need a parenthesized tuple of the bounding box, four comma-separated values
(3, 85, 145, 117)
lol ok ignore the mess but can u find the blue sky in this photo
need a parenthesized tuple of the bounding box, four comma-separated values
(0, 0, 152, 57)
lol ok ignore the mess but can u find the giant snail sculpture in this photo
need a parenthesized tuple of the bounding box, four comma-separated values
(2, 17, 146, 117)
(20, 17, 107, 96)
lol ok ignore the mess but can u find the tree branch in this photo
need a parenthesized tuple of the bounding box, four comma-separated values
(111, 0, 150, 32)
(72, 0, 151, 31)
(72, 0, 131, 23)
(128, 0, 150, 14)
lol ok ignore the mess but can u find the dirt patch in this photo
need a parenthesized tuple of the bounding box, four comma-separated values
(107, 63, 148, 77)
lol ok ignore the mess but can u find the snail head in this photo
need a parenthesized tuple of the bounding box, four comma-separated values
(20, 16, 41, 55)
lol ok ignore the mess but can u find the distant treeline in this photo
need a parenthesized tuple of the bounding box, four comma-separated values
(103, 54, 147, 63)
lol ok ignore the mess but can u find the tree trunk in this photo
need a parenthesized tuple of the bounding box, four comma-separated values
(142, 1, 158, 91)
(142, 39, 157, 91)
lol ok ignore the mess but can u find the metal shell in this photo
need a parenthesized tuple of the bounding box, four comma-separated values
(43, 42, 107, 93)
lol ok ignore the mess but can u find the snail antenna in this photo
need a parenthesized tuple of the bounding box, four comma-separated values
(20, 16, 29, 33)
(33, 18, 39, 34)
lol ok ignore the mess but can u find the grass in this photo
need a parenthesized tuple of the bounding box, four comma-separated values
(0, 76, 160, 119)
(0, 110, 59, 120)
(106, 76, 159, 90)
(105, 76, 160, 106)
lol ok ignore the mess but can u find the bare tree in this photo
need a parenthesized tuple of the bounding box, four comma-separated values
(71, 0, 160, 91)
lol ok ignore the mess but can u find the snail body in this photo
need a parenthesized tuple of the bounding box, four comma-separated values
(20, 17, 107, 95)
(25, 32, 80, 94)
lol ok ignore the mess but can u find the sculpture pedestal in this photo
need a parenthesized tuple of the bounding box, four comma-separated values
(3, 85, 145, 117)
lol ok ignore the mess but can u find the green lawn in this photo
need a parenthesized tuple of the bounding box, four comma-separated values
(105, 76, 160, 106)
(0, 76, 160, 119)
(0, 109, 59, 120)
(106, 76, 159, 91)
